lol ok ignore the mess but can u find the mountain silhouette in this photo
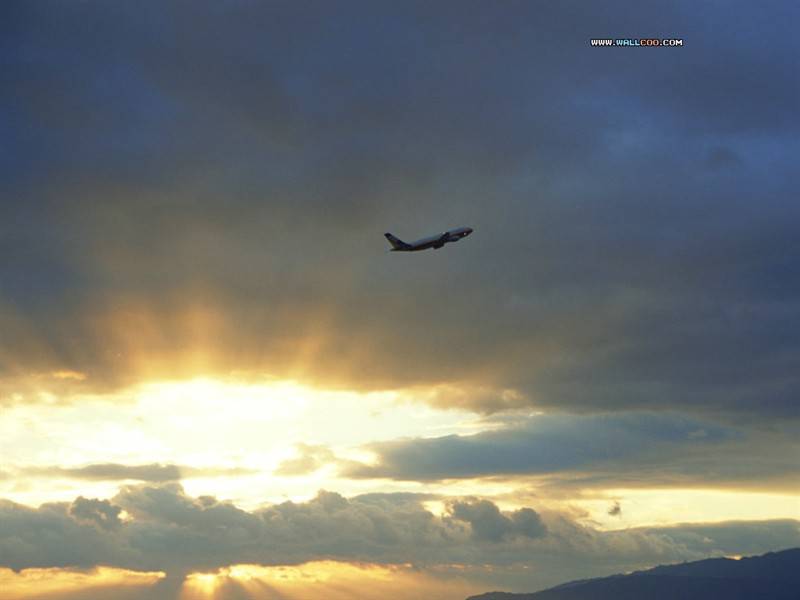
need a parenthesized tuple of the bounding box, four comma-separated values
(467, 548, 800, 600)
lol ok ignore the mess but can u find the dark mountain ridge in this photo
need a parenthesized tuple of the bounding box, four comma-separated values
(468, 547, 800, 600)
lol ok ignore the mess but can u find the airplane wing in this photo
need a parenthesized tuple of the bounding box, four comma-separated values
(432, 232, 449, 249)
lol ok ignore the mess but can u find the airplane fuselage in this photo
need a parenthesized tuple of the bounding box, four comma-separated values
(384, 227, 473, 252)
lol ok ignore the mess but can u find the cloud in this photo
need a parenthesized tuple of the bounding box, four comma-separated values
(344, 412, 744, 482)
(30, 464, 181, 482)
(69, 497, 123, 531)
(449, 499, 546, 542)
(274, 444, 336, 476)
(0, 484, 797, 593)
(23, 464, 255, 482)
(0, 2, 798, 426)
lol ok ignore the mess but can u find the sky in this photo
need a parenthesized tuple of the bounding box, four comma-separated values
(1, 1, 799, 598)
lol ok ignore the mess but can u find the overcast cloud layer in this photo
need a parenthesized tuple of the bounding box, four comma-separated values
(2, 1, 799, 421)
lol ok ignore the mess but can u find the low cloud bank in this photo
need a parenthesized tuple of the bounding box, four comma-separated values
(1, 483, 797, 580)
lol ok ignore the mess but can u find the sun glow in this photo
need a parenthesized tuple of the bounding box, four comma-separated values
(0, 375, 482, 508)
(0, 567, 165, 600)
(137, 377, 310, 420)
(178, 562, 480, 600)
(183, 571, 223, 597)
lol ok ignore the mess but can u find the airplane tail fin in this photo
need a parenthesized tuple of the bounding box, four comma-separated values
(384, 233, 410, 251)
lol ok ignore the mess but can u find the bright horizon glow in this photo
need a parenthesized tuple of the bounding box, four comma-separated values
(0, 376, 484, 507)
(0, 562, 484, 600)
(578, 488, 800, 530)
(0, 567, 165, 600)
(1, 376, 797, 532)
(180, 561, 480, 600)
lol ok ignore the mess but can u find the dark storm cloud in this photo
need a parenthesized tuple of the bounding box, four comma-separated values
(449, 499, 546, 542)
(344, 412, 800, 490)
(2, 1, 799, 422)
(22, 463, 256, 482)
(1, 483, 798, 588)
(69, 497, 123, 530)
(345, 412, 741, 481)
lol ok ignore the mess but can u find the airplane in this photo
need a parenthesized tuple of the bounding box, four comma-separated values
(384, 226, 473, 252)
